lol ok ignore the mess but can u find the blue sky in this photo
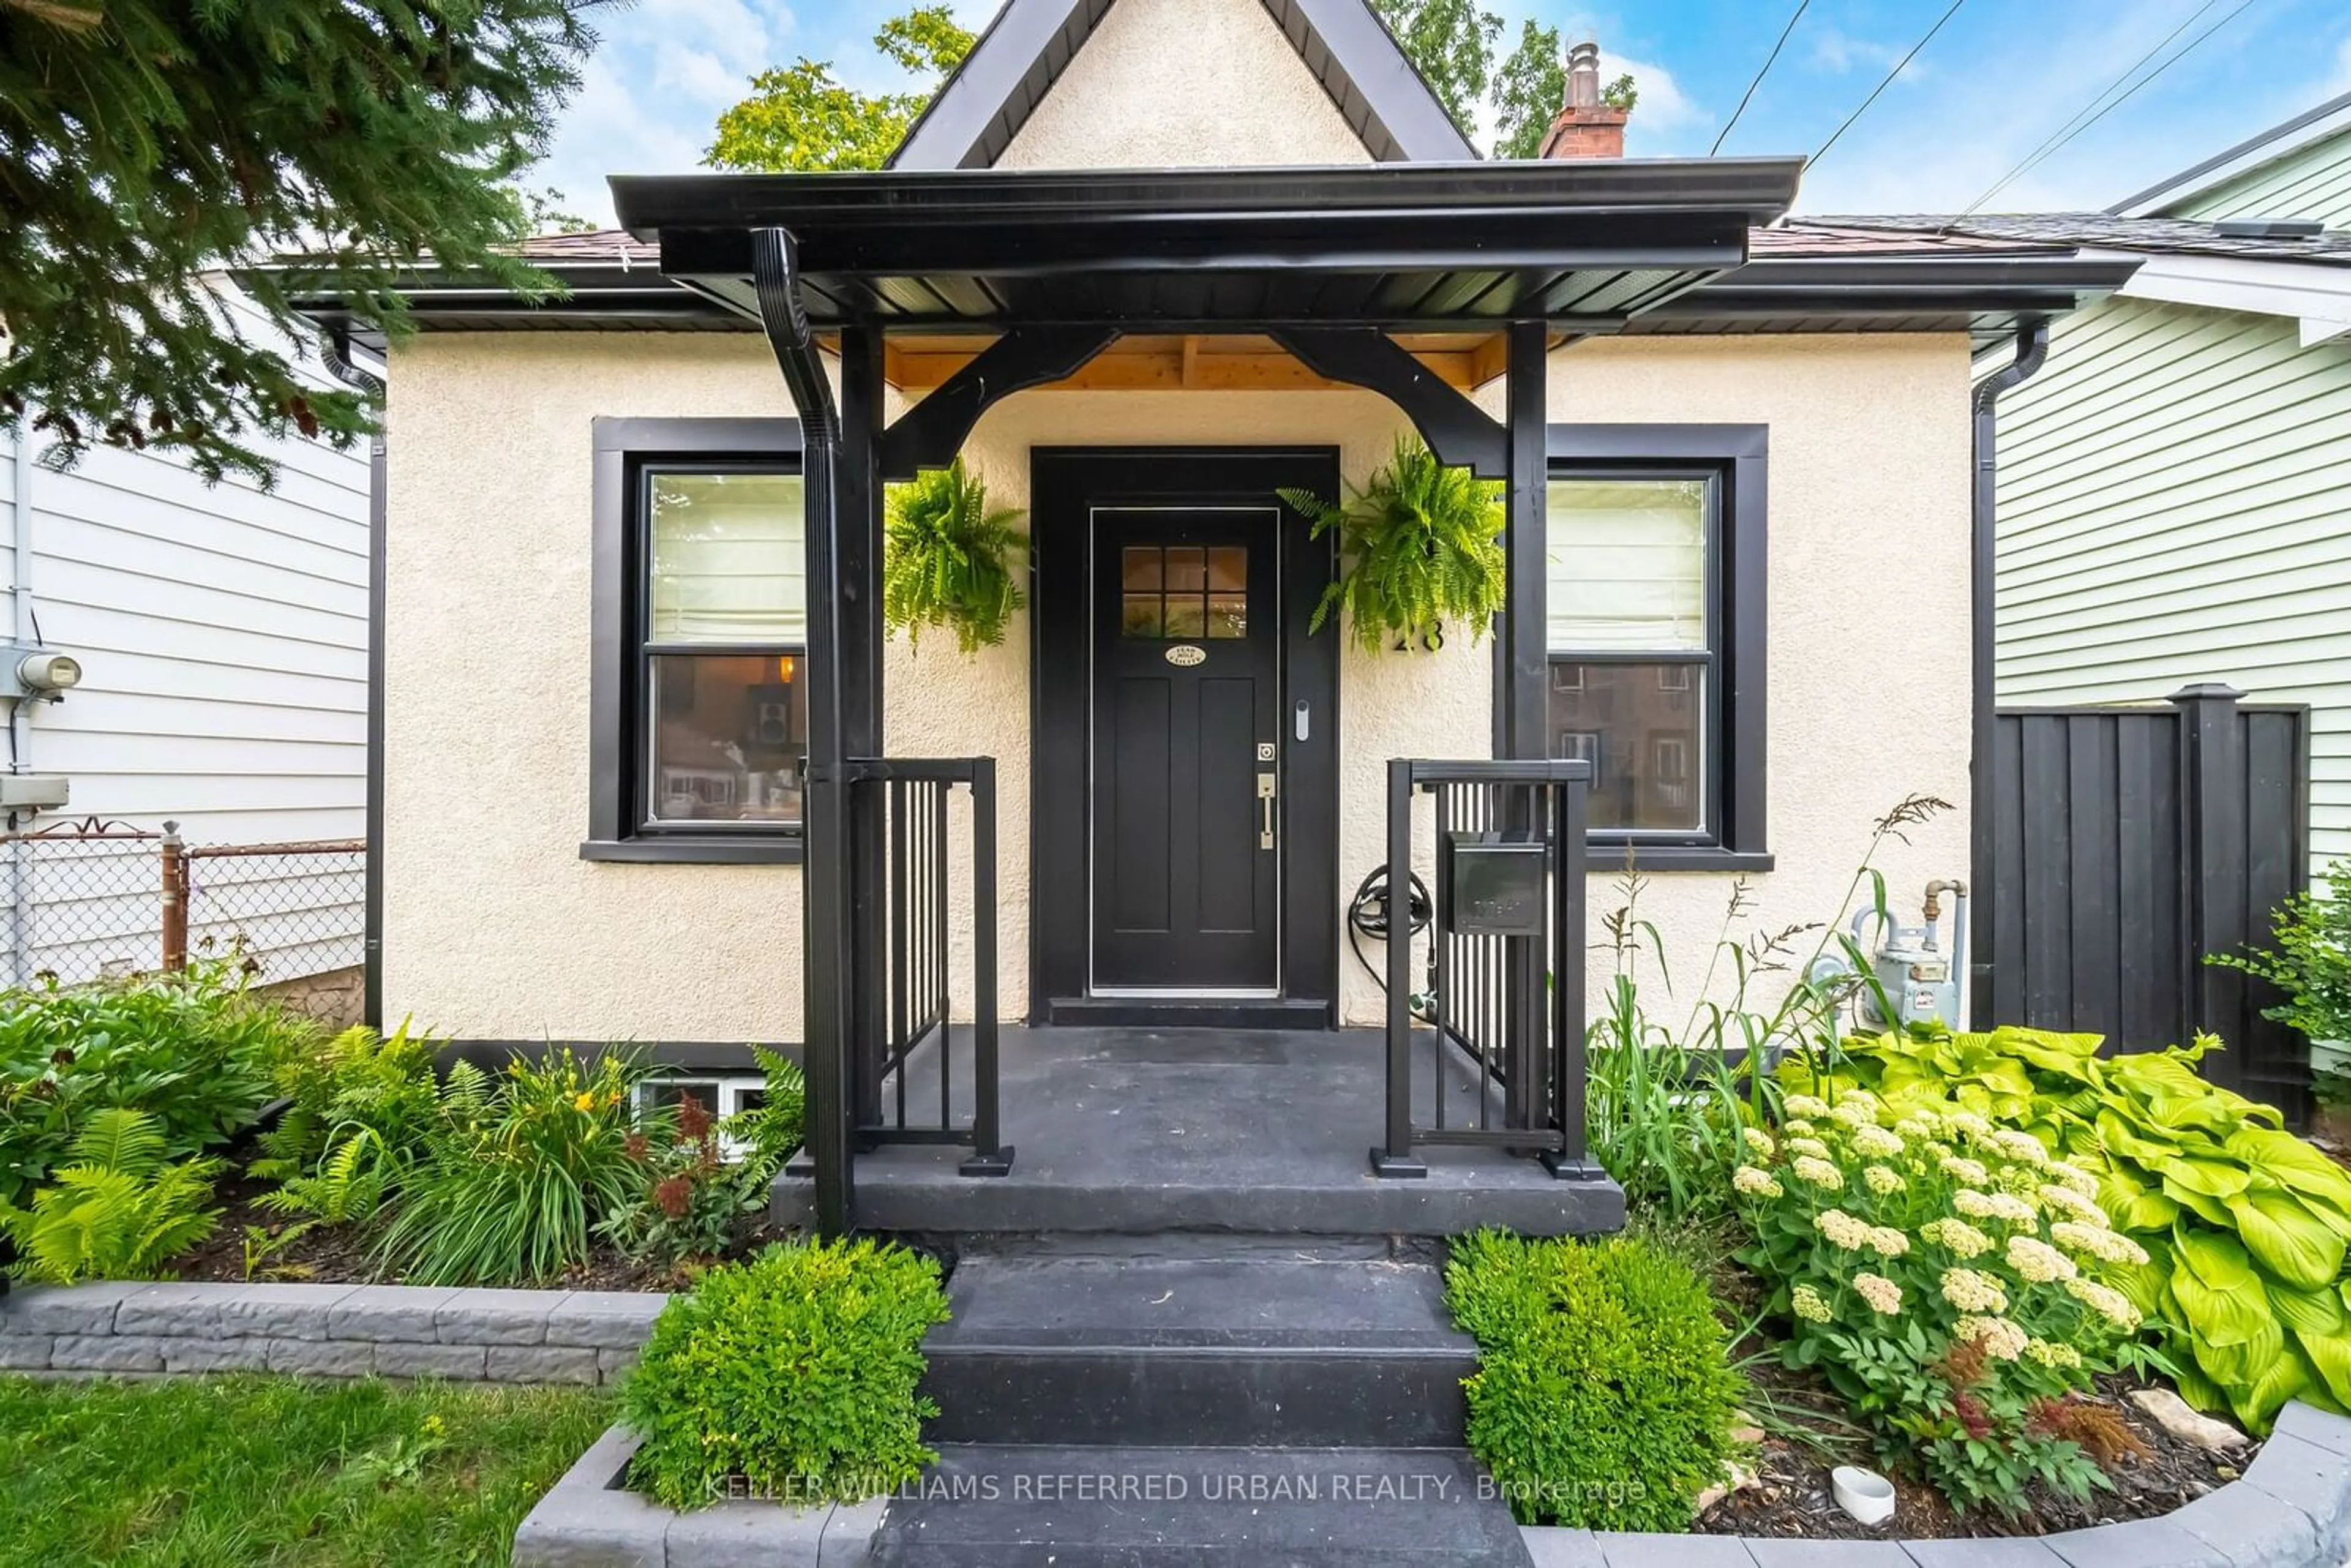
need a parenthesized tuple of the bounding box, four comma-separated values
(536, 0, 2351, 227)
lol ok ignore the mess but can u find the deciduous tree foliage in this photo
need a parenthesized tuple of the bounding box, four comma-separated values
(707, 6, 972, 173)
(0, 0, 603, 484)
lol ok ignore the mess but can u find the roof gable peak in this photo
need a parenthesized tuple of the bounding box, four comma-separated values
(889, 0, 1476, 170)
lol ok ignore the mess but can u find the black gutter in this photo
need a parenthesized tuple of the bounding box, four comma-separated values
(1967, 317, 2049, 1030)
(612, 159, 1805, 236)
(320, 330, 388, 1033)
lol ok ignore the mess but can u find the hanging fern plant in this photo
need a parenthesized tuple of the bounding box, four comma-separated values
(882, 459, 1029, 655)
(1277, 436, 1506, 653)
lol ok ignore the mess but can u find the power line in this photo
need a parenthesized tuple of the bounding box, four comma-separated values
(1712, 0, 1812, 157)
(1811, 0, 1969, 170)
(1959, 0, 2262, 215)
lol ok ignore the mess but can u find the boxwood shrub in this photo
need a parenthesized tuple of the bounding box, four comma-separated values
(1447, 1228, 1745, 1531)
(617, 1237, 950, 1510)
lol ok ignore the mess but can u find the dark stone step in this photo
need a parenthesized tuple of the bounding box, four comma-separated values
(868, 1445, 1533, 1567)
(921, 1250, 1474, 1448)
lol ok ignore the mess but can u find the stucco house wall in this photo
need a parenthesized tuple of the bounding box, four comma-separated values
(380, 326, 1973, 1043)
(992, 0, 1375, 171)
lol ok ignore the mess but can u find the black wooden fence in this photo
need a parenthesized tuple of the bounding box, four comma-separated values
(1976, 684, 2311, 1117)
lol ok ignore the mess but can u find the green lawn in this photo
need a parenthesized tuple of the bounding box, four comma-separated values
(0, 1375, 611, 1568)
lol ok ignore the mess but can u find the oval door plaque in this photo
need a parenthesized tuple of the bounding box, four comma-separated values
(1164, 644, 1207, 667)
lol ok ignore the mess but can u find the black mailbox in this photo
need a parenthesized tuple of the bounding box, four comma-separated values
(1442, 830, 1548, 937)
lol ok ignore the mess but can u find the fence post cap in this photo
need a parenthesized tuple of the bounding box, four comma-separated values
(2168, 682, 2245, 704)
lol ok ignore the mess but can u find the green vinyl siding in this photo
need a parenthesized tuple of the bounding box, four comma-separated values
(2165, 124, 2351, 227)
(1993, 295, 2351, 879)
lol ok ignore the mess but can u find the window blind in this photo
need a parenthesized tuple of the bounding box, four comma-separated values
(649, 472, 807, 643)
(1545, 478, 1707, 652)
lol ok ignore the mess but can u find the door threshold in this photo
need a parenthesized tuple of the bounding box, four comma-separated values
(1044, 996, 1335, 1030)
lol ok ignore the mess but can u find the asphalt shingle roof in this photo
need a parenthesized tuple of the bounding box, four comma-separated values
(1804, 213, 2351, 266)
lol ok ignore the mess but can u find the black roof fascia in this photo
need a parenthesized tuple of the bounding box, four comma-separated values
(614, 160, 1802, 238)
(888, 0, 1474, 171)
(1635, 254, 2140, 326)
(2109, 89, 2351, 216)
(272, 263, 743, 338)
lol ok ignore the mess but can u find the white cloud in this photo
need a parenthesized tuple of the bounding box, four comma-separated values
(1808, 26, 1913, 78)
(2329, 34, 2351, 96)
(1602, 49, 1706, 141)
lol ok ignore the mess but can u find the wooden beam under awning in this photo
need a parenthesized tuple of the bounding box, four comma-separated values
(861, 331, 1515, 395)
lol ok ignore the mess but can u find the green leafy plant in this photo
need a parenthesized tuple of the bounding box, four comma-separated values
(723, 1045, 806, 1182)
(600, 1091, 766, 1269)
(1734, 1087, 2144, 1511)
(251, 1018, 439, 1184)
(0, 958, 312, 1205)
(0, 1109, 223, 1283)
(1446, 1229, 1745, 1530)
(1584, 795, 1951, 1217)
(1277, 436, 1505, 653)
(2211, 859, 2351, 1051)
(1796, 1024, 2351, 1435)
(882, 459, 1028, 653)
(372, 1049, 648, 1286)
(618, 1238, 950, 1510)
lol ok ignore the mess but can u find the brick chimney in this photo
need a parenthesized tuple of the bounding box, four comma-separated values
(1538, 41, 1629, 159)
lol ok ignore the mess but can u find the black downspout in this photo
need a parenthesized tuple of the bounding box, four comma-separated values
(322, 331, 387, 1033)
(1968, 317, 2049, 1029)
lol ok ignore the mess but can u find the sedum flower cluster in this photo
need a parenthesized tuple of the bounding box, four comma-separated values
(1731, 1087, 2142, 1513)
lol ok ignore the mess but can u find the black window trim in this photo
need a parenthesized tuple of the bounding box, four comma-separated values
(1545, 424, 1770, 873)
(585, 416, 807, 865)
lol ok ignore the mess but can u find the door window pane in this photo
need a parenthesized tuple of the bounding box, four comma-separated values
(1117, 546, 1248, 640)
(1546, 478, 1707, 652)
(1548, 661, 1704, 831)
(650, 471, 806, 643)
(648, 654, 806, 823)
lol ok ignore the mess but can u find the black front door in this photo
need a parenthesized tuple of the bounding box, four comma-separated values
(1090, 510, 1280, 990)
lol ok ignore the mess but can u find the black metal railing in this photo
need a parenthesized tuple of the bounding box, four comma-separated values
(844, 757, 1012, 1176)
(1375, 758, 1595, 1179)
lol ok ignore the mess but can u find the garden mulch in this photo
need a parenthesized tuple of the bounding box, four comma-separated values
(169, 1168, 786, 1293)
(1697, 1370, 2254, 1540)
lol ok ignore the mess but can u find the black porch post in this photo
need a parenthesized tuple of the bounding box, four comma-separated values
(1501, 321, 1550, 1140)
(751, 229, 854, 1236)
(1498, 318, 1548, 760)
(841, 328, 887, 1131)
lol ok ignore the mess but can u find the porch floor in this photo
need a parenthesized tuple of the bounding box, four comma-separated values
(769, 1026, 1624, 1237)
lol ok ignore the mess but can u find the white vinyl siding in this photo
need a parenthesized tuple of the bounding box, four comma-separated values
(0, 292, 370, 982)
(1993, 294, 2351, 879)
(2167, 127, 2351, 228)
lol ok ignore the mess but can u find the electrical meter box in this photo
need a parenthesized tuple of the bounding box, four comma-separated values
(1442, 830, 1547, 937)
(0, 774, 69, 811)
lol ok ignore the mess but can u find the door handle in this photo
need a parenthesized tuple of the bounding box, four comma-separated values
(1256, 771, 1278, 850)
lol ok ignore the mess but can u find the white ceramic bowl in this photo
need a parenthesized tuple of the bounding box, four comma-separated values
(1831, 1464, 1898, 1526)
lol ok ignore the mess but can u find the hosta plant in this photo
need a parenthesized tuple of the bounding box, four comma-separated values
(1798, 1024, 2351, 1434)
(1734, 1087, 2147, 1512)
(0, 1109, 223, 1284)
(882, 459, 1027, 653)
(1277, 436, 1505, 653)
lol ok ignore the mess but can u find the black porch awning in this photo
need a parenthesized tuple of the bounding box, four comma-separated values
(611, 160, 1807, 332)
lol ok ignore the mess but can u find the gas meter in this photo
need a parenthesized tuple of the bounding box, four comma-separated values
(1808, 879, 1968, 1033)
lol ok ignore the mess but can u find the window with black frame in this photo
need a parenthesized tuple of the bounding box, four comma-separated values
(637, 467, 808, 834)
(1546, 473, 1717, 840)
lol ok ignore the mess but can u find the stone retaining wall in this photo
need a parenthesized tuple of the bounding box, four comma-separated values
(0, 1281, 664, 1384)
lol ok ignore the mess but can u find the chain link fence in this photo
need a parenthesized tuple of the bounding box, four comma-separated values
(0, 817, 364, 989)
